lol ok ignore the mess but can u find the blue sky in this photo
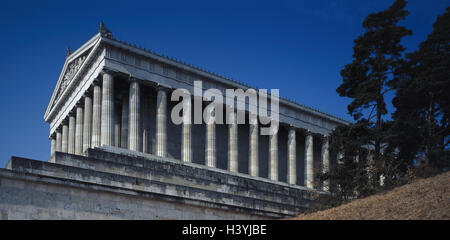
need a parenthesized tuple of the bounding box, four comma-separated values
(0, 0, 448, 166)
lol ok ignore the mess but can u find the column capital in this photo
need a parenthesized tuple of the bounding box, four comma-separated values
(75, 99, 84, 108)
(62, 118, 69, 125)
(288, 125, 297, 132)
(128, 75, 139, 83)
(101, 68, 115, 76)
(68, 109, 76, 117)
(49, 132, 56, 140)
(83, 88, 93, 98)
(156, 84, 171, 92)
(304, 129, 314, 136)
(94, 75, 102, 84)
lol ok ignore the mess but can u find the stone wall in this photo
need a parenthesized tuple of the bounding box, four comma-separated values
(0, 170, 261, 220)
(0, 147, 327, 219)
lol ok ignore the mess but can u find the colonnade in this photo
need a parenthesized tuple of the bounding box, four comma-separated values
(49, 69, 331, 190)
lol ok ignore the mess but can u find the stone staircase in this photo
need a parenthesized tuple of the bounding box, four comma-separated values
(5, 146, 325, 219)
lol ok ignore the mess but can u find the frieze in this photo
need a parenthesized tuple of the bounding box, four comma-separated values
(104, 45, 344, 131)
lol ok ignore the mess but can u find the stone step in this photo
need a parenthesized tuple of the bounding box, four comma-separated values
(52, 151, 309, 206)
(7, 156, 306, 217)
(85, 146, 320, 199)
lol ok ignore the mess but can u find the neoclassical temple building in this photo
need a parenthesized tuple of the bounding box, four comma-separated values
(0, 23, 348, 219)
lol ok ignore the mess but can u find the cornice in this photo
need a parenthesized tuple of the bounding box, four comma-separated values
(100, 36, 350, 125)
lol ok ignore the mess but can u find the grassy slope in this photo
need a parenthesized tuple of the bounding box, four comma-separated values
(291, 171, 450, 220)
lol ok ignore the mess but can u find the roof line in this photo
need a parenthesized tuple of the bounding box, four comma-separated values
(103, 35, 350, 124)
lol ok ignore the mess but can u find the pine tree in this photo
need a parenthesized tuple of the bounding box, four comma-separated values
(393, 7, 450, 169)
(327, 0, 412, 192)
(337, 0, 411, 166)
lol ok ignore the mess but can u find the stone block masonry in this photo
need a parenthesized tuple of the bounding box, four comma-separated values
(0, 147, 326, 219)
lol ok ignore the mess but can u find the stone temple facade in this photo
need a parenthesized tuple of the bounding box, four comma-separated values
(0, 23, 349, 219)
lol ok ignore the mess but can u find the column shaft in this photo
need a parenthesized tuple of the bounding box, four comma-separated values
(182, 99, 192, 163)
(249, 115, 259, 176)
(305, 133, 314, 188)
(228, 111, 238, 172)
(156, 88, 167, 157)
(269, 130, 278, 181)
(101, 70, 114, 146)
(205, 107, 216, 167)
(50, 137, 56, 156)
(68, 115, 76, 154)
(56, 130, 62, 152)
(83, 95, 92, 152)
(91, 83, 102, 147)
(322, 137, 330, 191)
(288, 128, 296, 185)
(75, 105, 83, 155)
(128, 80, 141, 152)
(62, 124, 69, 153)
(182, 124, 192, 162)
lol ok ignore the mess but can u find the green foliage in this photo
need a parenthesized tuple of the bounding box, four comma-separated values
(325, 0, 412, 202)
(392, 6, 450, 169)
(338, 0, 411, 124)
(322, 2, 449, 207)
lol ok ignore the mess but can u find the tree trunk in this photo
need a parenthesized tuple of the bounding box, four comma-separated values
(425, 95, 434, 166)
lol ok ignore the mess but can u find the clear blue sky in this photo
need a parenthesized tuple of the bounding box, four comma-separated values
(0, 0, 448, 166)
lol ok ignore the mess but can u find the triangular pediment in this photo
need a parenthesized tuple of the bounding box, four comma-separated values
(44, 34, 101, 122)
(53, 51, 89, 104)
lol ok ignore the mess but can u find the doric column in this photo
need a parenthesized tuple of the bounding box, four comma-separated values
(156, 87, 168, 157)
(68, 113, 76, 154)
(249, 114, 259, 176)
(91, 80, 102, 148)
(287, 127, 296, 185)
(120, 94, 129, 149)
(181, 98, 192, 163)
(128, 78, 141, 152)
(100, 69, 115, 146)
(56, 128, 62, 152)
(61, 122, 69, 153)
(269, 128, 278, 181)
(228, 109, 238, 172)
(50, 134, 56, 156)
(205, 106, 216, 167)
(322, 136, 330, 191)
(305, 132, 314, 188)
(75, 103, 84, 155)
(83, 93, 92, 152)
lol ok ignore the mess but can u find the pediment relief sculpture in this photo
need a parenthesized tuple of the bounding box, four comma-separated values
(53, 53, 88, 105)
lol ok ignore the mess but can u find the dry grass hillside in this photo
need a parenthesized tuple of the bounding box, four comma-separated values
(291, 171, 450, 220)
